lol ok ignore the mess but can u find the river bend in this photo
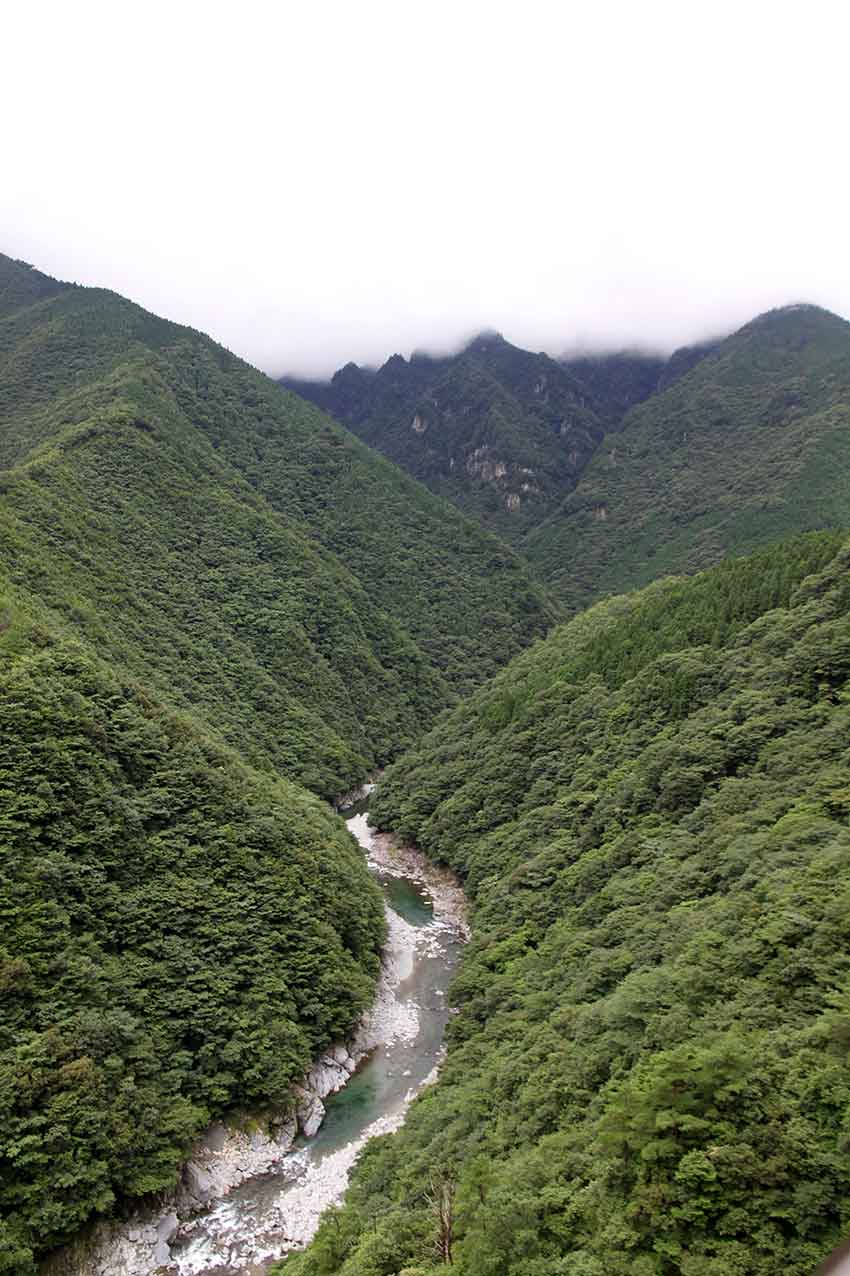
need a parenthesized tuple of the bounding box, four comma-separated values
(167, 794, 467, 1274)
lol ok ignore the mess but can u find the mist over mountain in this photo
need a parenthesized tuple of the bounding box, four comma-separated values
(3, 250, 850, 1276)
(284, 332, 615, 543)
(6, 2, 850, 1272)
(529, 303, 850, 608)
(284, 306, 850, 597)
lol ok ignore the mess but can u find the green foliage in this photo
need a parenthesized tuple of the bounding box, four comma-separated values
(0, 254, 554, 1266)
(0, 614, 386, 1266)
(560, 351, 667, 428)
(0, 258, 69, 321)
(527, 305, 850, 607)
(282, 333, 609, 544)
(282, 535, 850, 1275)
(286, 308, 850, 617)
(0, 255, 556, 799)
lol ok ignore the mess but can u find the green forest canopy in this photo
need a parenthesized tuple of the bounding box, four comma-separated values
(0, 253, 555, 1270)
(526, 305, 850, 608)
(0, 599, 385, 1272)
(0, 254, 557, 798)
(280, 531, 850, 1276)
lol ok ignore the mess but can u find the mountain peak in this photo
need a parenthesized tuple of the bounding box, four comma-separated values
(379, 352, 408, 374)
(743, 302, 848, 334)
(463, 329, 507, 355)
(0, 254, 70, 318)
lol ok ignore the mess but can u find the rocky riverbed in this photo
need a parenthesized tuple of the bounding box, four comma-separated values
(42, 794, 466, 1276)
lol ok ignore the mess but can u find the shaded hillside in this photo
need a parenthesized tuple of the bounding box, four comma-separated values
(0, 597, 385, 1271)
(656, 336, 721, 392)
(283, 530, 850, 1276)
(283, 333, 608, 542)
(283, 310, 850, 610)
(0, 253, 557, 1270)
(282, 337, 718, 548)
(0, 255, 556, 797)
(526, 305, 850, 608)
(559, 350, 666, 427)
(0, 257, 69, 320)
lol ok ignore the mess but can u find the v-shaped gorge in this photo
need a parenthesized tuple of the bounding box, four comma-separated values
(5, 253, 850, 1276)
(0, 254, 554, 1274)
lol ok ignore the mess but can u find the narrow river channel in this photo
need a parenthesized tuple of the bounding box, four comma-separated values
(167, 793, 467, 1275)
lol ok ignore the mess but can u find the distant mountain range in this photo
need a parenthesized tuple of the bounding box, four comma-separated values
(5, 248, 850, 1275)
(282, 334, 667, 544)
(284, 306, 850, 607)
(280, 332, 718, 546)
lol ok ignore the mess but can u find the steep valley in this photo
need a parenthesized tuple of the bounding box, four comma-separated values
(2, 254, 850, 1276)
(286, 533, 850, 1276)
(0, 255, 551, 1273)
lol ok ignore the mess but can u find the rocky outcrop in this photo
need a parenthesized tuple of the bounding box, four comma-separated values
(40, 806, 467, 1276)
(40, 1040, 365, 1276)
(293, 1087, 325, 1139)
(334, 777, 377, 811)
(465, 446, 508, 483)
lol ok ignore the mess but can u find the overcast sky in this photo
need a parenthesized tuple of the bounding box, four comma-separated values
(4, 2, 849, 378)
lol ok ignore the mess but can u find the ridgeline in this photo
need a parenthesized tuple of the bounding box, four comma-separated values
(0, 254, 555, 1270)
(287, 307, 850, 613)
(4, 252, 850, 1276)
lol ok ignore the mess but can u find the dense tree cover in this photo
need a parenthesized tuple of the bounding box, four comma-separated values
(527, 305, 850, 608)
(164, 336, 555, 691)
(282, 332, 609, 543)
(288, 309, 850, 615)
(280, 533, 850, 1276)
(0, 254, 556, 1268)
(0, 598, 385, 1271)
(0, 260, 69, 321)
(0, 255, 556, 797)
(654, 339, 720, 394)
(283, 336, 722, 552)
(559, 352, 666, 429)
(6, 253, 850, 1275)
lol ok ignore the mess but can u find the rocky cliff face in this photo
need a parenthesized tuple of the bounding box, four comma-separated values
(281, 332, 607, 543)
(280, 335, 717, 549)
(39, 1044, 360, 1276)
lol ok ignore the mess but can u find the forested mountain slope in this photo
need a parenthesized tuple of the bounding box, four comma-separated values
(0, 594, 385, 1271)
(0, 256, 556, 796)
(285, 309, 850, 613)
(558, 350, 667, 428)
(0, 254, 556, 1271)
(527, 305, 850, 608)
(282, 333, 611, 542)
(281, 337, 718, 550)
(283, 530, 850, 1276)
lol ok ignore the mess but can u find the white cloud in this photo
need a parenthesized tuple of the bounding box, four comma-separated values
(4, 0, 849, 376)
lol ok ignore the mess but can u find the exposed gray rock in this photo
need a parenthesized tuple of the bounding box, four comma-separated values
(182, 1161, 214, 1207)
(152, 1214, 178, 1266)
(307, 1055, 349, 1097)
(293, 1085, 326, 1138)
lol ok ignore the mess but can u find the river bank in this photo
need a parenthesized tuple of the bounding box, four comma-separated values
(42, 798, 467, 1276)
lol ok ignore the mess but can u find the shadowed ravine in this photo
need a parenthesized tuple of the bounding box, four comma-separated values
(167, 794, 467, 1275)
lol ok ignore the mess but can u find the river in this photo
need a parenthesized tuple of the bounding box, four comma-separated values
(164, 792, 467, 1274)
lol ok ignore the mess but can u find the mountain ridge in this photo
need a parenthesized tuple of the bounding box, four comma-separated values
(528, 301, 850, 608)
(284, 304, 850, 608)
(0, 251, 557, 1269)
